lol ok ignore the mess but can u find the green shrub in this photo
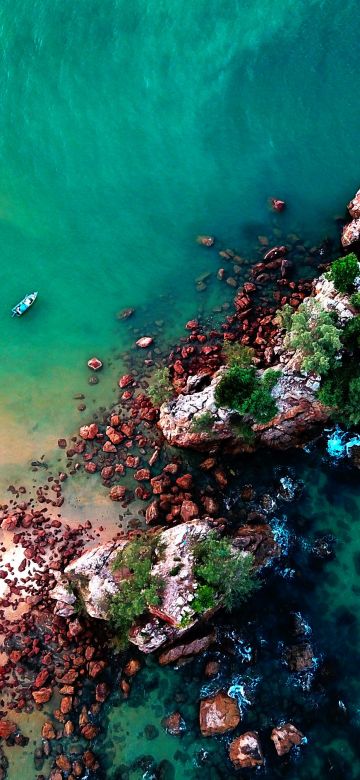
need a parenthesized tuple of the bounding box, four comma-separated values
(318, 359, 360, 427)
(222, 342, 255, 367)
(215, 366, 280, 423)
(109, 535, 163, 647)
(328, 252, 358, 293)
(192, 584, 216, 613)
(350, 293, 360, 310)
(230, 418, 255, 444)
(190, 411, 214, 433)
(275, 303, 294, 331)
(192, 532, 259, 612)
(286, 300, 342, 375)
(341, 316, 360, 349)
(148, 367, 173, 407)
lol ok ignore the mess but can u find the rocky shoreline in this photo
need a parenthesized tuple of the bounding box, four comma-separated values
(1, 189, 360, 778)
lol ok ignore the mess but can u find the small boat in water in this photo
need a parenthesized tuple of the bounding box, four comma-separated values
(11, 291, 38, 317)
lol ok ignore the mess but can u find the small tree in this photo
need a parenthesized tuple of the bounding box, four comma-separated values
(328, 252, 359, 293)
(193, 532, 259, 611)
(191, 411, 214, 433)
(148, 367, 173, 407)
(286, 300, 342, 375)
(275, 303, 294, 331)
(215, 366, 280, 423)
(350, 293, 360, 310)
(345, 377, 360, 425)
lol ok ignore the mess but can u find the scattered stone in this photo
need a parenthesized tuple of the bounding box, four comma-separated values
(136, 337, 153, 348)
(271, 723, 304, 755)
(196, 235, 215, 247)
(162, 712, 186, 735)
(87, 357, 103, 371)
(199, 691, 241, 736)
(229, 731, 264, 769)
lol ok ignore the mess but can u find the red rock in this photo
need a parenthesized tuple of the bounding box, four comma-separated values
(34, 668, 50, 688)
(60, 695, 73, 715)
(145, 500, 159, 524)
(271, 198, 286, 212)
(106, 426, 124, 445)
(56, 754, 72, 772)
(118, 374, 134, 388)
(64, 720, 74, 737)
(41, 720, 56, 740)
(81, 723, 99, 740)
(271, 723, 304, 755)
(202, 496, 218, 515)
(196, 235, 215, 247)
(159, 633, 216, 665)
(214, 468, 228, 488)
(134, 468, 151, 481)
(103, 441, 117, 453)
(57, 438, 67, 448)
(151, 475, 171, 494)
(32, 687, 52, 704)
(125, 456, 140, 468)
(185, 320, 199, 330)
(263, 245, 287, 261)
(101, 466, 114, 480)
(173, 360, 184, 375)
(180, 500, 199, 522)
(68, 618, 83, 638)
(117, 307, 134, 320)
(204, 661, 220, 677)
(123, 658, 141, 677)
(88, 660, 106, 678)
(229, 732, 264, 768)
(162, 711, 186, 735)
(136, 337, 153, 348)
(176, 474, 192, 490)
(95, 682, 109, 702)
(243, 282, 256, 293)
(83, 750, 98, 770)
(87, 357, 103, 371)
(79, 423, 99, 440)
(109, 486, 126, 501)
(199, 691, 241, 736)
(0, 719, 17, 738)
(200, 458, 216, 471)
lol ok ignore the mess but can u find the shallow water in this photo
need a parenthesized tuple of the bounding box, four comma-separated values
(1, 0, 360, 778)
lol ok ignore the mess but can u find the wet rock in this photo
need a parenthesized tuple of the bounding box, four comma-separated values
(136, 337, 153, 348)
(159, 632, 216, 665)
(79, 423, 99, 440)
(116, 307, 134, 320)
(88, 375, 99, 384)
(118, 374, 134, 388)
(204, 661, 220, 678)
(162, 712, 186, 735)
(229, 731, 264, 769)
(109, 485, 126, 501)
(342, 218, 360, 248)
(286, 643, 315, 672)
(180, 500, 199, 522)
(0, 720, 17, 738)
(196, 235, 215, 247)
(87, 357, 103, 371)
(278, 476, 302, 502)
(271, 198, 286, 212)
(56, 754, 71, 772)
(199, 691, 241, 736)
(271, 723, 304, 755)
(123, 658, 141, 677)
(348, 188, 360, 218)
(57, 439, 67, 449)
(264, 245, 288, 261)
(32, 688, 52, 705)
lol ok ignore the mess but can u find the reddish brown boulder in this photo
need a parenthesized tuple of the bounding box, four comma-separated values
(135, 469, 151, 481)
(32, 687, 52, 704)
(180, 500, 199, 522)
(123, 658, 141, 677)
(85, 462, 97, 473)
(200, 691, 240, 736)
(159, 633, 216, 666)
(271, 198, 286, 212)
(342, 218, 360, 248)
(118, 374, 134, 388)
(162, 711, 186, 735)
(196, 235, 215, 247)
(41, 721, 56, 740)
(101, 466, 114, 480)
(348, 188, 360, 218)
(0, 720, 17, 738)
(145, 500, 159, 524)
(34, 668, 50, 688)
(176, 474, 193, 489)
(106, 426, 123, 445)
(204, 661, 220, 678)
(56, 754, 72, 772)
(286, 643, 314, 672)
(60, 696, 73, 715)
(79, 423, 98, 440)
(229, 731, 264, 768)
(109, 485, 126, 501)
(95, 682, 110, 702)
(103, 441, 117, 453)
(271, 723, 304, 755)
(81, 723, 99, 740)
(88, 660, 106, 678)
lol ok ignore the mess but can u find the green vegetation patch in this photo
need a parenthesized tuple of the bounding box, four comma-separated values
(222, 342, 255, 368)
(148, 367, 173, 407)
(215, 366, 280, 424)
(109, 535, 163, 648)
(328, 252, 359, 294)
(190, 411, 214, 433)
(283, 299, 342, 375)
(192, 532, 259, 613)
(350, 292, 360, 311)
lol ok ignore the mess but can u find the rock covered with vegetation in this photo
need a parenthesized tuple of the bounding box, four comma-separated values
(51, 521, 278, 653)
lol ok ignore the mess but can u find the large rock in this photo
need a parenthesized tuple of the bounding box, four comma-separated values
(229, 731, 264, 768)
(158, 631, 216, 665)
(348, 188, 360, 218)
(199, 691, 241, 736)
(271, 723, 304, 755)
(342, 218, 360, 248)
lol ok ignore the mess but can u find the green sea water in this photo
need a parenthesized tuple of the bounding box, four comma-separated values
(2, 1, 360, 778)
(1, 0, 359, 480)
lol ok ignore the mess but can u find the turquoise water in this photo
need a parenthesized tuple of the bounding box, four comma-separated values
(1, 0, 360, 475)
(2, 1, 360, 778)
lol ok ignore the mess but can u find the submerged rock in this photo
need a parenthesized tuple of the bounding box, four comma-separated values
(199, 691, 241, 736)
(162, 712, 186, 735)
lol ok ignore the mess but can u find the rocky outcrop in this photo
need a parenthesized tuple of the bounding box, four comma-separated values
(348, 188, 360, 218)
(158, 271, 357, 453)
(51, 521, 278, 654)
(342, 187, 360, 247)
(199, 691, 241, 736)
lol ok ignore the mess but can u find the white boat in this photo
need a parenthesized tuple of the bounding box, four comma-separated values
(11, 291, 38, 317)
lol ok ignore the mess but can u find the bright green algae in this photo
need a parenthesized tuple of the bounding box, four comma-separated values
(1, 0, 360, 778)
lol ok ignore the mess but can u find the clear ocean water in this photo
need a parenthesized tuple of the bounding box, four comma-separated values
(1, 1, 360, 777)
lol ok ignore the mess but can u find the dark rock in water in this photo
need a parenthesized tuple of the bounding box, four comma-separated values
(31, 460, 48, 469)
(116, 307, 135, 320)
(271, 723, 304, 755)
(277, 476, 303, 502)
(350, 445, 360, 469)
(88, 375, 99, 384)
(229, 732, 264, 769)
(162, 712, 186, 736)
(286, 642, 315, 672)
(199, 691, 241, 736)
(144, 724, 159, 740)
(311, 534, 336, 561)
